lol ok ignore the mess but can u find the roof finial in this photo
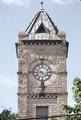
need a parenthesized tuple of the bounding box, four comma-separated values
(40, 0, 44, 10)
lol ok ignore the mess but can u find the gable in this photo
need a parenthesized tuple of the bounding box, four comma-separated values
(26, 10, 58, 40)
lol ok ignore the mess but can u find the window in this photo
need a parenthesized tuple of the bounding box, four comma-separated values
(35, 23, 50, 33)
(36, 106, 48, 120)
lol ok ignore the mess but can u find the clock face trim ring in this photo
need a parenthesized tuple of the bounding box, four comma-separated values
(33, 63, 52, 81)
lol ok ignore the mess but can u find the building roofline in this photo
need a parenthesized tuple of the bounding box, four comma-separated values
(25, 10, 58, 35)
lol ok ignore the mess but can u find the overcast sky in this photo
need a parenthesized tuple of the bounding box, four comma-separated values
(0, 0, 81, 112)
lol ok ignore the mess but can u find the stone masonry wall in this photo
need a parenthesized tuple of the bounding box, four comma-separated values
(17, 40, 68, 118)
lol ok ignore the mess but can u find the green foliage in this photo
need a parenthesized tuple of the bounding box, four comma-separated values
(61, 77, 81, 120)
(51, 117, 57, 120)
(0, 109, 17, 120)
(72, 77, 81, 103)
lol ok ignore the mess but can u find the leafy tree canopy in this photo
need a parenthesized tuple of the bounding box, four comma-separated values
(61, 77, 81, 120)
(0, 108, 17, 120)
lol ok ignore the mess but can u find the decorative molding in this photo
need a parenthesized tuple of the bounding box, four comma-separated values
(27, 93, 57, 99)
(22, 40, 68, 46)
(25, 92, 68, 99)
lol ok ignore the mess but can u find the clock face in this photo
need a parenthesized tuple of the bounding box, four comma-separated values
(33, 63, 52, 81)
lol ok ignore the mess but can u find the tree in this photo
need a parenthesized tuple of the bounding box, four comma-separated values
(72, 77, 81, 103)
(0, 109, 17, 120)
(61, 77, 81, 120)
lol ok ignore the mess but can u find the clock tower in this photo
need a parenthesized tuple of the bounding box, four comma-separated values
(16, 7, 69, 119)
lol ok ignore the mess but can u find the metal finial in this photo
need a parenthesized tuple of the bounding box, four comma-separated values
(40, 1, 44, 10)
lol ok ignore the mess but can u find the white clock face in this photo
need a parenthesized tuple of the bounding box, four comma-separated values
(33, 63, 52, 81)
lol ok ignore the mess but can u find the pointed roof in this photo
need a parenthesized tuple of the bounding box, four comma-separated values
(25, 9, 58, 35)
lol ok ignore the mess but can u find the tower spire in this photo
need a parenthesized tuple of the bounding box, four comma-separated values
(40, 0, 44, 10)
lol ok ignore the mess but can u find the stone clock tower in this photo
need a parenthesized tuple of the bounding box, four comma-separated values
(16, 6, 69, 119)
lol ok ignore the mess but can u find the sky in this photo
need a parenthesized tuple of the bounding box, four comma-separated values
(0, 0, 81, 112)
